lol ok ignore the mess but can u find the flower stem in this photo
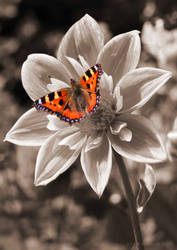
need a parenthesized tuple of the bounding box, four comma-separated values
(113, 150, 144, 250)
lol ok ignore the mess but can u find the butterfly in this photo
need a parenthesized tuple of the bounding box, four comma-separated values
(34, 64, 103, 124)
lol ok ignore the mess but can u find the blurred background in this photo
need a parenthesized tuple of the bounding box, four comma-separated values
(1, 0, 177, 249)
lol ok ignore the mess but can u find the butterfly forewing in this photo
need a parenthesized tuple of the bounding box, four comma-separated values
(34, 87, 85, 123)
(80, 64, 103, 114)
(80, 64, 102, 93)
(34, 88, 70, 114)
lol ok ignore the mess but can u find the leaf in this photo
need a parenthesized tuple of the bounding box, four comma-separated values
(136, 164, 156, 213)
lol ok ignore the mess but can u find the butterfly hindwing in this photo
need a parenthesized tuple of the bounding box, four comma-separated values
(62, 108, 84, 123)
(86, 92, 100, 113)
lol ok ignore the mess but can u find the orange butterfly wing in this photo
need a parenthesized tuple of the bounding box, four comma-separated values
(80, 64, 103, 114)
(34, 88, 84, 124)
(34, 64, 103, 124)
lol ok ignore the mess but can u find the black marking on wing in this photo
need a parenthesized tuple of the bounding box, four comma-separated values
(85, 70, 92, 78)
(91, 66, 96, 73)
(41, 96, 46, 104)
(59, 99, 64, 106)
(58, 91, 62, 97)
(64, 103, 71, 110)
(48, 92, 55, 101)
(83, 75, 86, 82)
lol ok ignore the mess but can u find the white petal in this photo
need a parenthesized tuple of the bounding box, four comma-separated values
(110, 119, 132, 141)
(47, 115, 70, 131)
(47, 78, 69, 92)
(81, 135, 112, 197)
(110, 121, 127, 135)
(108, 114, 167, 163)
(167, 117, 177, 143)
(57, 14, 104, 68)
(112, 85, 123, 112)
(66, 56, 85, 80)
(97, 31, 141, 86)
(84, 134, 103, 152)
(100, 72, 114, 104)
(172, 117, 177, 130)
(78, 55, 90, 71)
(4, 108, 53, 146)
(53, 125, 80, 143)
(117, 67, 172, 112)
(119, 127, 132, 142)
(168, 130, 177, 143)
(137, 164, 156, 213)
(143, 164, 156, 193)
(22, 54, 71, 100)
(35, 129, 86, 186)
(59, 130, 87, 150)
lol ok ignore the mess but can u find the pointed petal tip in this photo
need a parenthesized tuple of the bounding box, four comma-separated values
(3, 133, 14, 144)
(136, 164, 156, 213)
(168, 130, 177, 141)
(58, 13, 103, 67)
(26, 53, 51, 61)
(158, 69, 173, 79)
(34, 177, 48, 187)
(148, 138, 168, 163)
(83, 13, 91, 18)
(97, 29, 141, 85)
(34, 179, 39, 187)
(112, 146, 166, 164)
(130, 30, 140, 35)
(3, 135, 7, 142)
(93, 186, 104, 198)
(3, 108, 54, 146)
(97, 192, 103, 199)
(24, 53, 45, 63)
(159, 151, 167, 162)
(109, 115, 168, 164)
(81, 136, 112, 198)
(119, 67, 173, 113)
(150, 149, 167, 163)
(26, 53, 35, 60)
(156, 135, 168, 162)
(3, 135, 13, 143)
(21, 53, 31, 63)
(165, 71, 173, 78)
(4, 131, 14, 143)
(87, 182, 104, 198)
(82, 13, 97, 22)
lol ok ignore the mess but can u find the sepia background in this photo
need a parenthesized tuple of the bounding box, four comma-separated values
(1, 0, 177, 249)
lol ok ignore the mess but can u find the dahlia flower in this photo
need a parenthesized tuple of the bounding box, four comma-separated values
(5, 14, 171, 196)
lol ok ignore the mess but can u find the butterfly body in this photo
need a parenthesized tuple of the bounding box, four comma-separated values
(69, 80, 89, 113)
(34, 64, 103, 124)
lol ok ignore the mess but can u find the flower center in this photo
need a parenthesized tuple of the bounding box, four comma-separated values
(80, 101, 116, 135)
